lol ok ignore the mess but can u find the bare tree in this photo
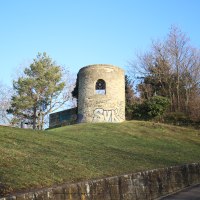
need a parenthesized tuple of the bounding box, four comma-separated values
(42, 67, 76, 129)
(0, 83, 13, 125)
(130, 25, 200, 119)
(165, 26, 197, 111)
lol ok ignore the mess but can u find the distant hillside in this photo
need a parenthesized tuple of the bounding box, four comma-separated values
(0, 121, 200, 196)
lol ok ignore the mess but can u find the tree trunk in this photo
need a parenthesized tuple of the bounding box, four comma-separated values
(41, 113, 44, 130)
(33, 106, 37, 130)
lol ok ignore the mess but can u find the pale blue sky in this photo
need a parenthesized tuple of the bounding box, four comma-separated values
(0, 0, 200, 86)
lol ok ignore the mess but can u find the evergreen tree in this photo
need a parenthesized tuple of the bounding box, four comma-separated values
(71, 74, 79, 102)
(8, 52, 67, 129)
(125, 75, 135, 120)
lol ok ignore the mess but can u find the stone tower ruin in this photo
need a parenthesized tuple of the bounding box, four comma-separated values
(78, 64, 125, 123)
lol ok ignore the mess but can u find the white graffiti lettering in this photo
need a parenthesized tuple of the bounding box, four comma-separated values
(93, 108, 122, 122)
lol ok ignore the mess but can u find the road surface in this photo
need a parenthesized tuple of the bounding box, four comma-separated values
(161, 184, 200, 200)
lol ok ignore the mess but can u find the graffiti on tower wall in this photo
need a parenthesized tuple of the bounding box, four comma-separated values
(92, 101, 124, 122)
(92, 108, 122, 122)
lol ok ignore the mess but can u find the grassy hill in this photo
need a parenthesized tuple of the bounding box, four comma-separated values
(0, 121, 200, 196)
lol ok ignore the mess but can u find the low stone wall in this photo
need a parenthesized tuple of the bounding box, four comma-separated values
(1, 163, 200, 200)
(49, 107, 77, 128)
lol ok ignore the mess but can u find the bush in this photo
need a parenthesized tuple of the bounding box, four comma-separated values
(164, 112, 192, 125)
(125, 104, 135, 120)
(133, 96, 170, 120)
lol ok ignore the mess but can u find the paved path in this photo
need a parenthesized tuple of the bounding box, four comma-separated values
(161, 184, 200, 200)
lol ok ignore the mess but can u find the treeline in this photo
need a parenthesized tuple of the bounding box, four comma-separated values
(126, 26, 200, 126)
(0, 26, 199, 129)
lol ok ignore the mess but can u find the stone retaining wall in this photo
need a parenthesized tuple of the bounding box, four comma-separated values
(1, 163, 200, 200)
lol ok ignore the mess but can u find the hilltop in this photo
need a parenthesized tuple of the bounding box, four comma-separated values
(0, 121, 200, 196)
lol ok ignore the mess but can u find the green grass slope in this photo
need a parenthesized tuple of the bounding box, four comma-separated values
(0, 121, 200, 195)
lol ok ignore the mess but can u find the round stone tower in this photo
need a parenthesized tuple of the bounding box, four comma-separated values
(77, 64, 125, 123)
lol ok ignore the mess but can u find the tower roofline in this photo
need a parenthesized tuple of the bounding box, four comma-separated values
(79, 64, 124, 73)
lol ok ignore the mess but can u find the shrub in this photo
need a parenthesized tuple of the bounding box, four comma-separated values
(133, 96, 170, 120)
(163, 112, 192, 125)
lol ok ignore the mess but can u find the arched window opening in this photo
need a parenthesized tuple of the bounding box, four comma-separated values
(95, 79, 106, 94)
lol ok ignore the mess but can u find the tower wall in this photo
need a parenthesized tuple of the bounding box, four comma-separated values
(78, 64, 125, 123)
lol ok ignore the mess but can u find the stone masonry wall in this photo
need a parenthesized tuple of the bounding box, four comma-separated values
(49, 108, 77, 128)
(78, 64, 125, 123)
(1, 163, 200, 200)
